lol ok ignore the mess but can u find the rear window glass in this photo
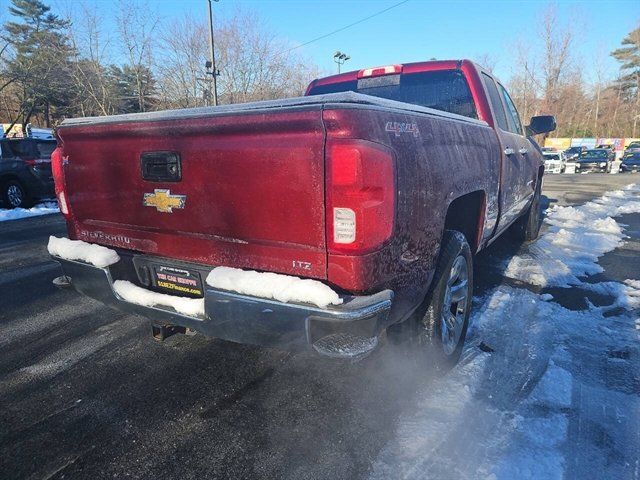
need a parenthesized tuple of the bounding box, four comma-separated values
(1, 140, 28, 158)
(308, 70, 477, 119)
(545, 154, 560, 160)
(583, 150, 608, 158)
(36, 141, 57, 158)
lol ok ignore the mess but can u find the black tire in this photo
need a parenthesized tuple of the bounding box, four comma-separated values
(2, 179, 32, 209)
(512, 177, 542, 242)
(407, 230, 474, 369)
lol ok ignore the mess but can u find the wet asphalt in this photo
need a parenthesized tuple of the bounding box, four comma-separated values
(0, 173, 638, 480)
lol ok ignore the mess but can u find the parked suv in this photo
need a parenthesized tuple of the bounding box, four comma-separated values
(0, 137, 56, 208)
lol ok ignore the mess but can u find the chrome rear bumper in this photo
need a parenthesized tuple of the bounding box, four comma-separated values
(54, 257, 393, 357)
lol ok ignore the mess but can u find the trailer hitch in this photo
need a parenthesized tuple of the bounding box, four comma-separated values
(151, 324, 187, 341)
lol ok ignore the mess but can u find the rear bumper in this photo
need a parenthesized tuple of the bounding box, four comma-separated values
(575, 163, 608, 173)
(55, 257, 393, 357)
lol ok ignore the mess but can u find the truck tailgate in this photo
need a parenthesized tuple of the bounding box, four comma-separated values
(56, 109, 328, 279)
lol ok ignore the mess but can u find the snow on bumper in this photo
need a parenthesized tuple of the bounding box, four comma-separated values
(113, 280, 204, 317)
(47, 236, 120, 268)
(206, 266, 343, 309)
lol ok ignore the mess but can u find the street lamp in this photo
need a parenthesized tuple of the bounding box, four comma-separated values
(206, 0, 220, 106)
(333, 51, 350, 74)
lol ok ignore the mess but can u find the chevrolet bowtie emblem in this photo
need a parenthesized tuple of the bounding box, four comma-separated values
(143, 189, 186, 213)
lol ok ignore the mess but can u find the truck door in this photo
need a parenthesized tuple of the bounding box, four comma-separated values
(480, 73, 532, 230)
(497, 82, 537, 212)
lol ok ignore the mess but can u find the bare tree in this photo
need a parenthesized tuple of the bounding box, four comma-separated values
(115, 0, 159, 112)
(539, 4, 573, 115)
(157, 15, 210, 109)
(64, 1, 116, 116)
(157, 9, 320, 108)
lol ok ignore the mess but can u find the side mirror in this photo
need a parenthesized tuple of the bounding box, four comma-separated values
(526, 115, 556, 136)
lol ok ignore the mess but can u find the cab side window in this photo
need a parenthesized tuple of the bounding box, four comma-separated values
(498, 84, 523, 135)
(481, 73, 508, 132)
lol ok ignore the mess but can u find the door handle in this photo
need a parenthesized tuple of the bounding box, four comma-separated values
(504, 147, 515, 156)
(519, 148, 528, 154)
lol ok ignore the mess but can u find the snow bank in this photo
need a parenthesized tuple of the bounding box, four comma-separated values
(0, 201, 59, 222)
(47, 236, 120, 268)
(505, 184, 640, 287)
(206, 266, 343, 309)
(113, 280, 204, 317)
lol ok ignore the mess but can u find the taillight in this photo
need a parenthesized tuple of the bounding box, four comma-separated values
(51, 147, 70, 216)
(326, 139, 395, 254)
(23, 158, 50, 167)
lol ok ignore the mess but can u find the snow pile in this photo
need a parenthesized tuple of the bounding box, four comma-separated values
(371, 184, 640, 480)
(47, 236, 120, 268)
(0, 201, 59, 222)
(206, 266, 343, 308)
(505, 184, 640, 287)
(113, 280, 204, 317)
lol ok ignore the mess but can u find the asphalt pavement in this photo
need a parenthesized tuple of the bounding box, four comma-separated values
(0, 173, 638, 480)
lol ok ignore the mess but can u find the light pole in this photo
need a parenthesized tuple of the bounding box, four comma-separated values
(206, 0, 220, 106)
(333, 51, 350, 74)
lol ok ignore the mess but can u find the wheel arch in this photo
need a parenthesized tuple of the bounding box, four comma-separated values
(443, 190, 486, 253)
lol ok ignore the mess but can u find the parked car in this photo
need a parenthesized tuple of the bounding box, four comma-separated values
(543, 151, 566, 173)
(620, 152, 640, 173)
(575, 149, 613, 173)
(595, 144, 617, 162)
(623, 141, 640, 156)
(0, 137, 56, 208)
(564, 146, 587, 161)
(49, 59, 555, 366)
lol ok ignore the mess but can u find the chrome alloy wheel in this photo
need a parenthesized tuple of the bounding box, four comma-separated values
(7, 184, 24, 207)
(441, 255, 469, 355)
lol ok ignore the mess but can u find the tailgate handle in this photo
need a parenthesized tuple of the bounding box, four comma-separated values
(141, 151, 182, 182)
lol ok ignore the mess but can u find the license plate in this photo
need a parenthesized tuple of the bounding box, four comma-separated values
(152, 264, 203, 297)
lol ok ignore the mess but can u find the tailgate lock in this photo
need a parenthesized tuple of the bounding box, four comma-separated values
(141, 151, 182, 182)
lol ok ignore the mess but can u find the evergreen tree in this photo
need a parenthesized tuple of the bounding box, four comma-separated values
(611, 27, 640, 136)
(2, 0, 75, 127)
(107, 64, 158, 114)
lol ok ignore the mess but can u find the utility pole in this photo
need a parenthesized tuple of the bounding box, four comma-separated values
(333, 51, 350, 74)
(207, 0, 220, 106)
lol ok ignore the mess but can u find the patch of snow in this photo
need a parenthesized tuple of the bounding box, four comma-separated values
(206, 266, 343, 309)
(527, 365, 572, 408)
(0, 201, 59, 222)
(371, 184, 640, 480)
(47, 236, 120, 268)
(580, 280, 640, 311)
(505, 184, 640, 287)
(113, 280, 204, 317)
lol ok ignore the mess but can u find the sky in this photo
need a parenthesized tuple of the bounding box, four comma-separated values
(40, 0, 640, 84)
(151, 0, 639, 82)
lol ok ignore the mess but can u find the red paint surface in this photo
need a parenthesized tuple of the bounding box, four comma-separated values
(56, 110, 328, 279)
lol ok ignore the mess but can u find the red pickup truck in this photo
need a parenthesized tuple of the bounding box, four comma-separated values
(49, 59, 555, 366)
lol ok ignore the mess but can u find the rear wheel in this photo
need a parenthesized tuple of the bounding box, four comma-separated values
(512, 177, 542, 242)
(2, 180, 31, 209)
(406, 230, 474, 369)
